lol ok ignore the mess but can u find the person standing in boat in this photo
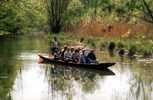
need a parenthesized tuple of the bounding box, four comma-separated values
(87, 49, 97, 63)
(50, 36, 60, 55)
(61, 45, 68, 60)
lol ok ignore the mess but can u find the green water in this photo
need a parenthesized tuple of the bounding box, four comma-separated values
(0, 36, 153, 100)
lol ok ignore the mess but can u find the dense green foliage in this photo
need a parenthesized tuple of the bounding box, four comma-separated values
(46, 0, 153, 33)
(0, 0, 47, 35)
(0, 0, 153, 34)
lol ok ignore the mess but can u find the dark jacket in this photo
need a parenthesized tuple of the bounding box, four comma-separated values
(87, 52, 96, 63)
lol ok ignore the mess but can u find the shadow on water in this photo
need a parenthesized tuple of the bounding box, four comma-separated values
(45, 62, 115, 74)
(44, 64, 115, 100)
(47, 64, 115, 78)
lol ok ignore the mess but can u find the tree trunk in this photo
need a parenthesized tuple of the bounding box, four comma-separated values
(46, 0, 69, 34)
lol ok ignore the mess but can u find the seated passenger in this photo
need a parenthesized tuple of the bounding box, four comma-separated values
(72, 49, 80, 63)
(80, 50, 87, 64)
(64, 48, 72, 62)
(54, 51, 61, 60)
(70, 47, 75, 58)
(87, 50, 97, 63)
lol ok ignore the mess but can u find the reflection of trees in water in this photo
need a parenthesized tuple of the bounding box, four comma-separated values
(128, 76, 148, 100)
(45, 64, 103, 100)
(0, 36, 49, 100)
(0, 59, 21, 100)
(111, 62, 153, 100)
(77, 69, 99, 93)
(0, 38, 22, 100)
(128, 63, 153, 100)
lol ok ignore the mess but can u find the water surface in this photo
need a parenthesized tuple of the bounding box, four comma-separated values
(0, 36, 153, 100)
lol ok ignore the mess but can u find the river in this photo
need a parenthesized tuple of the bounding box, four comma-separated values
(0, 36, 153, 100)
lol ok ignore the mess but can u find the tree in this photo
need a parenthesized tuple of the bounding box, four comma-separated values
(46, 0, 70, 33)
(0, 1, 22, 33)
(0, 0, 47, 35)
(117, 0, 153, 24)
(141, 0, 153, 23)
(79, 0, 113, 17)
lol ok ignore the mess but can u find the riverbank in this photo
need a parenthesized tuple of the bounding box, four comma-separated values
(1, 31, 152, 60)
(49, 32, 153, 59)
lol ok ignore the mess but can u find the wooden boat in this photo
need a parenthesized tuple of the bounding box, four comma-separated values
(38, 55, 115, 70)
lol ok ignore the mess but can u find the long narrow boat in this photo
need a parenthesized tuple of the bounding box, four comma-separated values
(38, 55, 115, 70)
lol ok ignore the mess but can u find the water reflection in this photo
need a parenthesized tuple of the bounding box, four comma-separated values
(127, 63, 153, 100)
(45, 64, 114, 100)
(0, 36, 48, 100)
(13, 62, 48, 100)
(110, 62, 153, 100)
(0, 60, 21, 100)
(0, 38, 22, 100)
(0, 36, 153, 100)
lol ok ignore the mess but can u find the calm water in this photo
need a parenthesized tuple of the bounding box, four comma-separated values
(0, 36, 153, 100)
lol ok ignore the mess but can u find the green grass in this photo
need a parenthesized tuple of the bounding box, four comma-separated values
(48, 32, 153, 58)
(48, 32, 80, 46)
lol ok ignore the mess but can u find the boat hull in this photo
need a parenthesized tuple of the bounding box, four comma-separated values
(38, 55, 115, 70)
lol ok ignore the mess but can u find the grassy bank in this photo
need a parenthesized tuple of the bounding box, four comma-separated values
(49, 32, 153, 58)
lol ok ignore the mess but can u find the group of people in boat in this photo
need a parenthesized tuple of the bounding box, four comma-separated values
(50, 37, 97, 64)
